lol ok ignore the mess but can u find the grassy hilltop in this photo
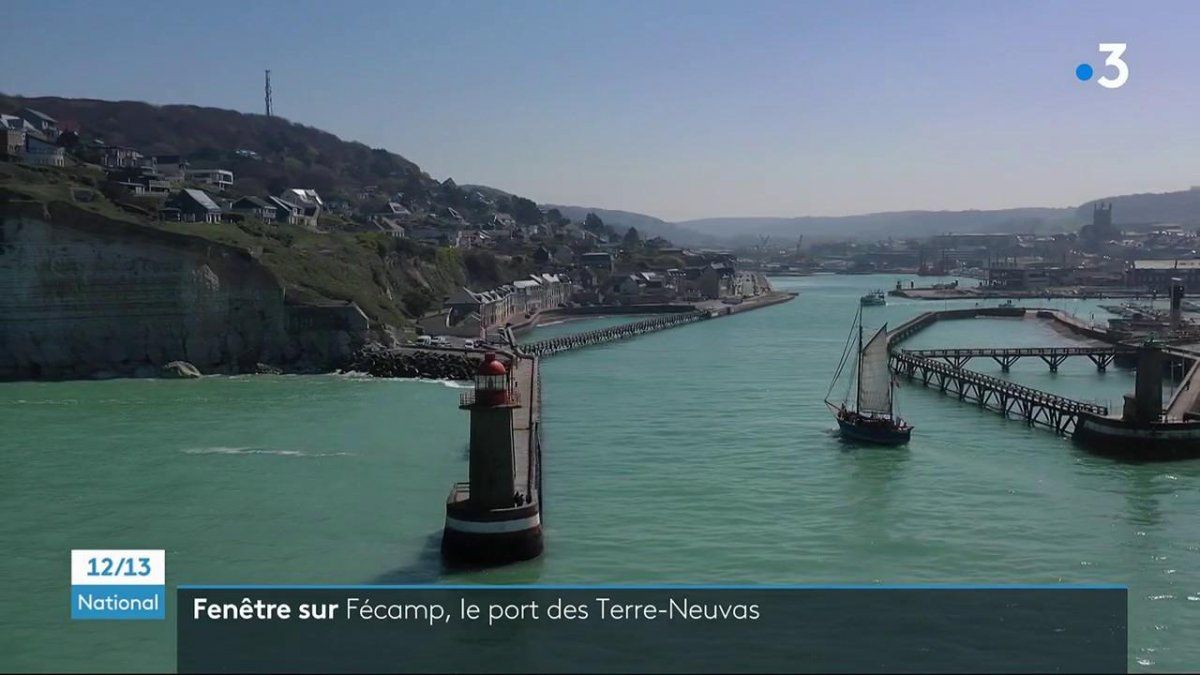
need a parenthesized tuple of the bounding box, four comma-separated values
(0, 95, 582, 334)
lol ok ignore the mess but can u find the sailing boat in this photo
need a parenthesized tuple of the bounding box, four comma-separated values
(825, 307, 912, 445)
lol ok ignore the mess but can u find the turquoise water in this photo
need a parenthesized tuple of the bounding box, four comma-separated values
(1, 273, 1198, 672)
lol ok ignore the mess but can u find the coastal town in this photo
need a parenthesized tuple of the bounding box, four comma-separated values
(744, 201, 1200, 299)
(12, 99, 1200, 358)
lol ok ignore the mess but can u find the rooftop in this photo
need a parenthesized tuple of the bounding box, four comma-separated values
(1133, 259, 1200, 270)
(182, 189, 222, 212)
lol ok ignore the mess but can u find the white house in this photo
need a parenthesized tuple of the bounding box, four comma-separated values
(186, 168, 234, 191)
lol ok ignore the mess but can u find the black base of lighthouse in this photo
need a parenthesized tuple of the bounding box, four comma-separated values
(441, 524, 543, 566)
(441, 500, 543, 566)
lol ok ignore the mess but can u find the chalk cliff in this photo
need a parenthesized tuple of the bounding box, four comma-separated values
(0, 200, 369, 380)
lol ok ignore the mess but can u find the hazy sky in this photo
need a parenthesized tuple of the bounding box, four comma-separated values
(4, 0, 1198, 221)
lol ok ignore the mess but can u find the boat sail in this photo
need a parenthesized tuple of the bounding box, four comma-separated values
(825, 307, 912, 445)
(856, 326, 892, 416)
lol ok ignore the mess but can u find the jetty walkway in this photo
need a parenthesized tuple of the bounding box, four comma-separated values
(888, 308, 1119, 434)
(903, 345, 1134, 372)
(519, 310, 709, 358)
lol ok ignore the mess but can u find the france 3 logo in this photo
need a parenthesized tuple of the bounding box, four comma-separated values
(71, 550, 165, 620)
(1076, 43, 1129, 89)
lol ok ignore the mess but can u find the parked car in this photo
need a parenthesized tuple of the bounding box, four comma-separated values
(415, 335, 432, 346)
(463, 339, 476, 349)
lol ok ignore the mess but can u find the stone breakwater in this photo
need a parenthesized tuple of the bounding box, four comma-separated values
(348, 345, 479, 380)
(520, 310, 710, 357)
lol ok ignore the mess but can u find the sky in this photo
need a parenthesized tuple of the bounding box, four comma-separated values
(3, 0, 1199, 221)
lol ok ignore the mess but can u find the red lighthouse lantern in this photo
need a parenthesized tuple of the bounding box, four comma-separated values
(474, 352, 510, 406)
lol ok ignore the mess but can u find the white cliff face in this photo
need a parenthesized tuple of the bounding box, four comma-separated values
(0, 205, 367, 380)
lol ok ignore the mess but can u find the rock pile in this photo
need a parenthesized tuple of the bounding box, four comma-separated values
(348, 344, 477, 380)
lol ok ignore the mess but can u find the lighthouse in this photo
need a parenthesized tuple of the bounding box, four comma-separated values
(442, 352, 543, 564)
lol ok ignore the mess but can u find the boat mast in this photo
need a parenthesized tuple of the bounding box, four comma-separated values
(855, 311, 863, 412)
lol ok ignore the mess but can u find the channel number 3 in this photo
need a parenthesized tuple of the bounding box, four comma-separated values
(1097, 43, 1129, 89)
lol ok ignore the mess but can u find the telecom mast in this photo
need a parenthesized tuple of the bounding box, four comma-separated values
(265, 70, 273, 117)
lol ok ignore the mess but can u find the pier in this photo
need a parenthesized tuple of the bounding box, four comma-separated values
(887, 306, 1200, 457)
(519, 291, 798, 359)
(888, 308, 1117, 435)
(520, 309, 710, 358)
(891, 350, 1108, 434)
(902, 346, 1134, 372)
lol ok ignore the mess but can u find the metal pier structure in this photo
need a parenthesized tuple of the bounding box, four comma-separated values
(891, 351, 1108, 434)
(901, 346, 1135, 372)
(887, 308, 1119, 435)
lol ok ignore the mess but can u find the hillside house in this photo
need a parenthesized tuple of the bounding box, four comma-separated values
(154, 155, 188, 182)
(117, 173, 172, 198)
(17, 108, 58, 140)
(186, 168, 234, 191)
(167, 189, 222, 223)
(231, 196, 277, 222)
(380, 201, 410, 216)
(280, 189, 323, 227)
(267, 196, 303, 226)
(455, 230, 490, 249)
(683, 262, 737, 299)
(100, 145, 143, 169)
(580, 251, 614, 272)
(23, 135, 64, 167)
(372, 216, 406, 238)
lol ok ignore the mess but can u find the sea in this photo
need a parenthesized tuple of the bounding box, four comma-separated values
(1, 273, 1197, 672)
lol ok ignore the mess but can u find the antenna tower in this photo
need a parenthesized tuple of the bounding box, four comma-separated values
(265, 70, 273, 117)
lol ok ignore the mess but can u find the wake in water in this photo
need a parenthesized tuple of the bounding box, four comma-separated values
(181, 447, 352, 458)
(331, 371, 471, 387)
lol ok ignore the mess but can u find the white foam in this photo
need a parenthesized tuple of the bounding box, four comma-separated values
(181, 447, 351, 458)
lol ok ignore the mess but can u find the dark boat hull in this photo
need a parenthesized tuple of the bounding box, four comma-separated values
(836, 415, 912, 446)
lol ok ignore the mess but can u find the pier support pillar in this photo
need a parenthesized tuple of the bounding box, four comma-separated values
(1040, 354, 1068, 372)
(993, 355, 1019, 372)
(948, 356, 970, 370)
(1126, 344, 1164, 425)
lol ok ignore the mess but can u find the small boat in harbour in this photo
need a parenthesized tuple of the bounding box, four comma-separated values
(825, 307, 912, 445)
(860, 290, 886, 306)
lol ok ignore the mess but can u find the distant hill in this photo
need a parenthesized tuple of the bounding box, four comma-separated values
(1078, 188, 1200, 227)
(540, 204, 718, 246)
(676, 207, 1080, 244)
